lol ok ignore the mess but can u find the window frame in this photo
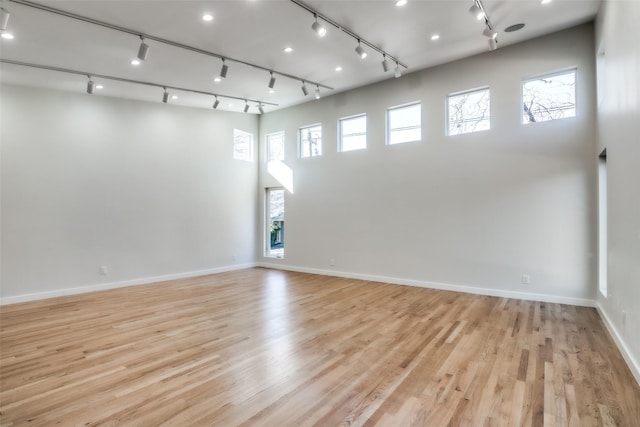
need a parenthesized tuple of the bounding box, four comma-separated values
(299, 123, 323, 158)
(338, 113, 367, 152)
(386, 101, 422, 145)
(521, 68, 577, 124)
(265, 187, 285, 259)
(233, 129, 254, 162)
(446, 86, 491, 136)
(266, 131, 285, 162)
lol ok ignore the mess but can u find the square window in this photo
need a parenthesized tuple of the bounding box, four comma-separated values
(447, 88, 490, 136)
(339, 114, 367, 152)
(267, 131, 285, 162)
(387, 102, 422, 145)
(300, 124, 322, 158)
(522, 69, 576, 124)
(233, 129, 253, 161)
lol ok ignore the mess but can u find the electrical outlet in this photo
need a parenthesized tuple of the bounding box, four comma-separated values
(522, 274, 531, 285)
(98, 266, 108, 276)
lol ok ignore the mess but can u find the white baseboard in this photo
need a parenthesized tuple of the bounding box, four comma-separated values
(596, 303, 640, 385)
(259, 262, 596, 307)
(0, 263, 257, 306)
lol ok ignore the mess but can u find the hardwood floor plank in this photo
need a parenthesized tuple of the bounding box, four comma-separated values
(1, 268, 639, 426)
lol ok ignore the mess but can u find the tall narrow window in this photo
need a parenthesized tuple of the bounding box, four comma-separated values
(447, 87, 490, 136)
(267, 131, 285, 162)
(387, 102, 422, 145)
(339, 114, 367, 152)
(300, 124, 322, 158)
(266, 188, 285, 258)
(233, 129, 253, 161)
(522, 69, 576, 124)
(598, 149, 607, 297)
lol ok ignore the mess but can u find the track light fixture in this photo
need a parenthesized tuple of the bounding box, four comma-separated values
(482, 27, 498, 39)
(355, 40, 367, 59)
(301, 81, 309, 96)
(243, 101, 249, 113)
(394, 62, 402, 78)
(137, 36, 149, 61)
(382, 54, 390, 72)
(311, 14, 326, 37)
(219, 59, 228, 78)
(469, 3, 484, 20)
(86, 76, 95, 94)
(0, 7, 9, 32)
(488, 37, 498, 51)
(258, 103, 265, 114)
(212, 96, 220, 109)
(268, 72, 276, 89)
(315, 85, 321, 100)
(2, 59, 279, 112)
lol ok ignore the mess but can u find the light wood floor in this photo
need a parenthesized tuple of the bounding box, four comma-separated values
(1, 268, 638, 426)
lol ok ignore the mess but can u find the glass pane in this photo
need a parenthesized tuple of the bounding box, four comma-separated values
(340, 115, 367, 151)
(523, 71, 576, 123)
(268, 132, 284, 162)
(448, 89, 490, 135)
(388, 103, 421, 145)
(268, 189, 285, 257)
(300, 125, 322, 158)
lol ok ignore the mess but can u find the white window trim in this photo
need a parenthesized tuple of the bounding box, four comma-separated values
(299, 123, 322, 158)
(266, 131, 285, 162)
(446, 86, 491, 136)
(338, 113, 367, 152)
(521, 67, 577, 125)
(386, 101, 422, 145)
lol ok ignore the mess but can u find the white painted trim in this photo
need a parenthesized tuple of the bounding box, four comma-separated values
(596, 303, 640, 386)
(0, 263, 257, 306)
(258, 262, 596, 307)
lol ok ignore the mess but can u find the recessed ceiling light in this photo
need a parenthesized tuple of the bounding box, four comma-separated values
(95, 84, 103, 90)
(505, 23, 525, 32)
(541, 0, 552, 4)
(131, 59, 140, 66)
(395, 0, 408, 6)
(283, 46, 293, 53)
(171, 95, 178, 100)
(202, 14, 213, 21)
(269, 89, 275, 94)
(431, 34, 440, 41)
(214, 77, 221, 83)
(335, 66, 343, 72)
(1, 32, 14, 40)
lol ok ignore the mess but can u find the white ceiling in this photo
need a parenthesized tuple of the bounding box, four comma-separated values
(0, 0, 601, 113)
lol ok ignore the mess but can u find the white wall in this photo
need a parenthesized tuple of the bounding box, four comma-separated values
(595, 1, 640, 381)
(1, 85, 259, 302)
(258, 24, 598, 304)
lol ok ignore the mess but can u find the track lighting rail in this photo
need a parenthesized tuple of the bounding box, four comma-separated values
(0, 59, 279, 106)
(7, 0, 334, 91)
(289, 0, 408, 70)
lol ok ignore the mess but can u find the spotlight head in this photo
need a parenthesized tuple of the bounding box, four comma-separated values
(394, 63, 402, 78)
(355, 43, 367, 59)
(488, 37, 498, 51)
(268, 72, 276, 89)
(220, 60, 228, 78)
(86, 79, 95, 94)
(301, 82, 309, 96)
(382, 56, 390, 72)
(312, 15, 326, 37)
(213, 97, 220, 109)
(0, 7, 9, 32)
(483, 27, 498, 39)
(162, 89, 169, 103)
(315, 85, 321, 100)
(137, 38, 149, 61)
(243, 102, 249, 113)
(469, 4, 484, 20)
(258, 104, 265, 115)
